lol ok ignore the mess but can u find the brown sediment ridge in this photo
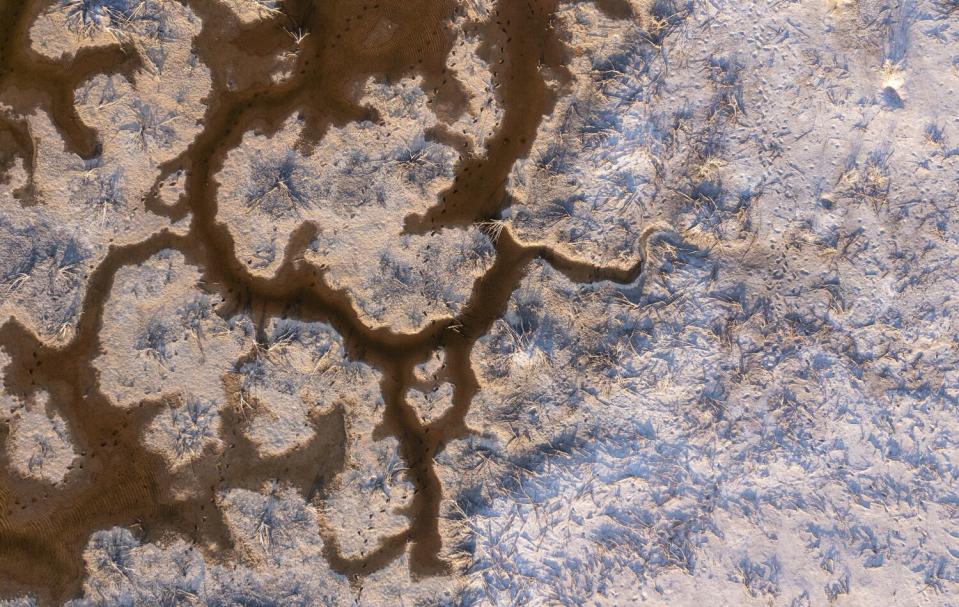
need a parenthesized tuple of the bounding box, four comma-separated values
(0, 0, 647, 603)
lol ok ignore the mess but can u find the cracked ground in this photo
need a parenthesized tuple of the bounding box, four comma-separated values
(1, 0, 959, 605)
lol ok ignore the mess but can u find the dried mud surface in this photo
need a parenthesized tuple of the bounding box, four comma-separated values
(3, 0, 959, 605)
(0, 0, 641, 603)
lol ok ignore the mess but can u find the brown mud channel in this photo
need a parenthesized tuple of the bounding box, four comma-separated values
(0, 0, 644, 602)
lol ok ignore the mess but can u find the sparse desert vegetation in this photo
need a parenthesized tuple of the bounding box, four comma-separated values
(0, 0, 957, 604)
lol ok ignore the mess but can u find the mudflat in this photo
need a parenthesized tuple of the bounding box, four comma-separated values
(1, 0, 958, 605)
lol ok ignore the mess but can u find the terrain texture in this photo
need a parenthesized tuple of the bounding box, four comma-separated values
(1, 0, 959, 605)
